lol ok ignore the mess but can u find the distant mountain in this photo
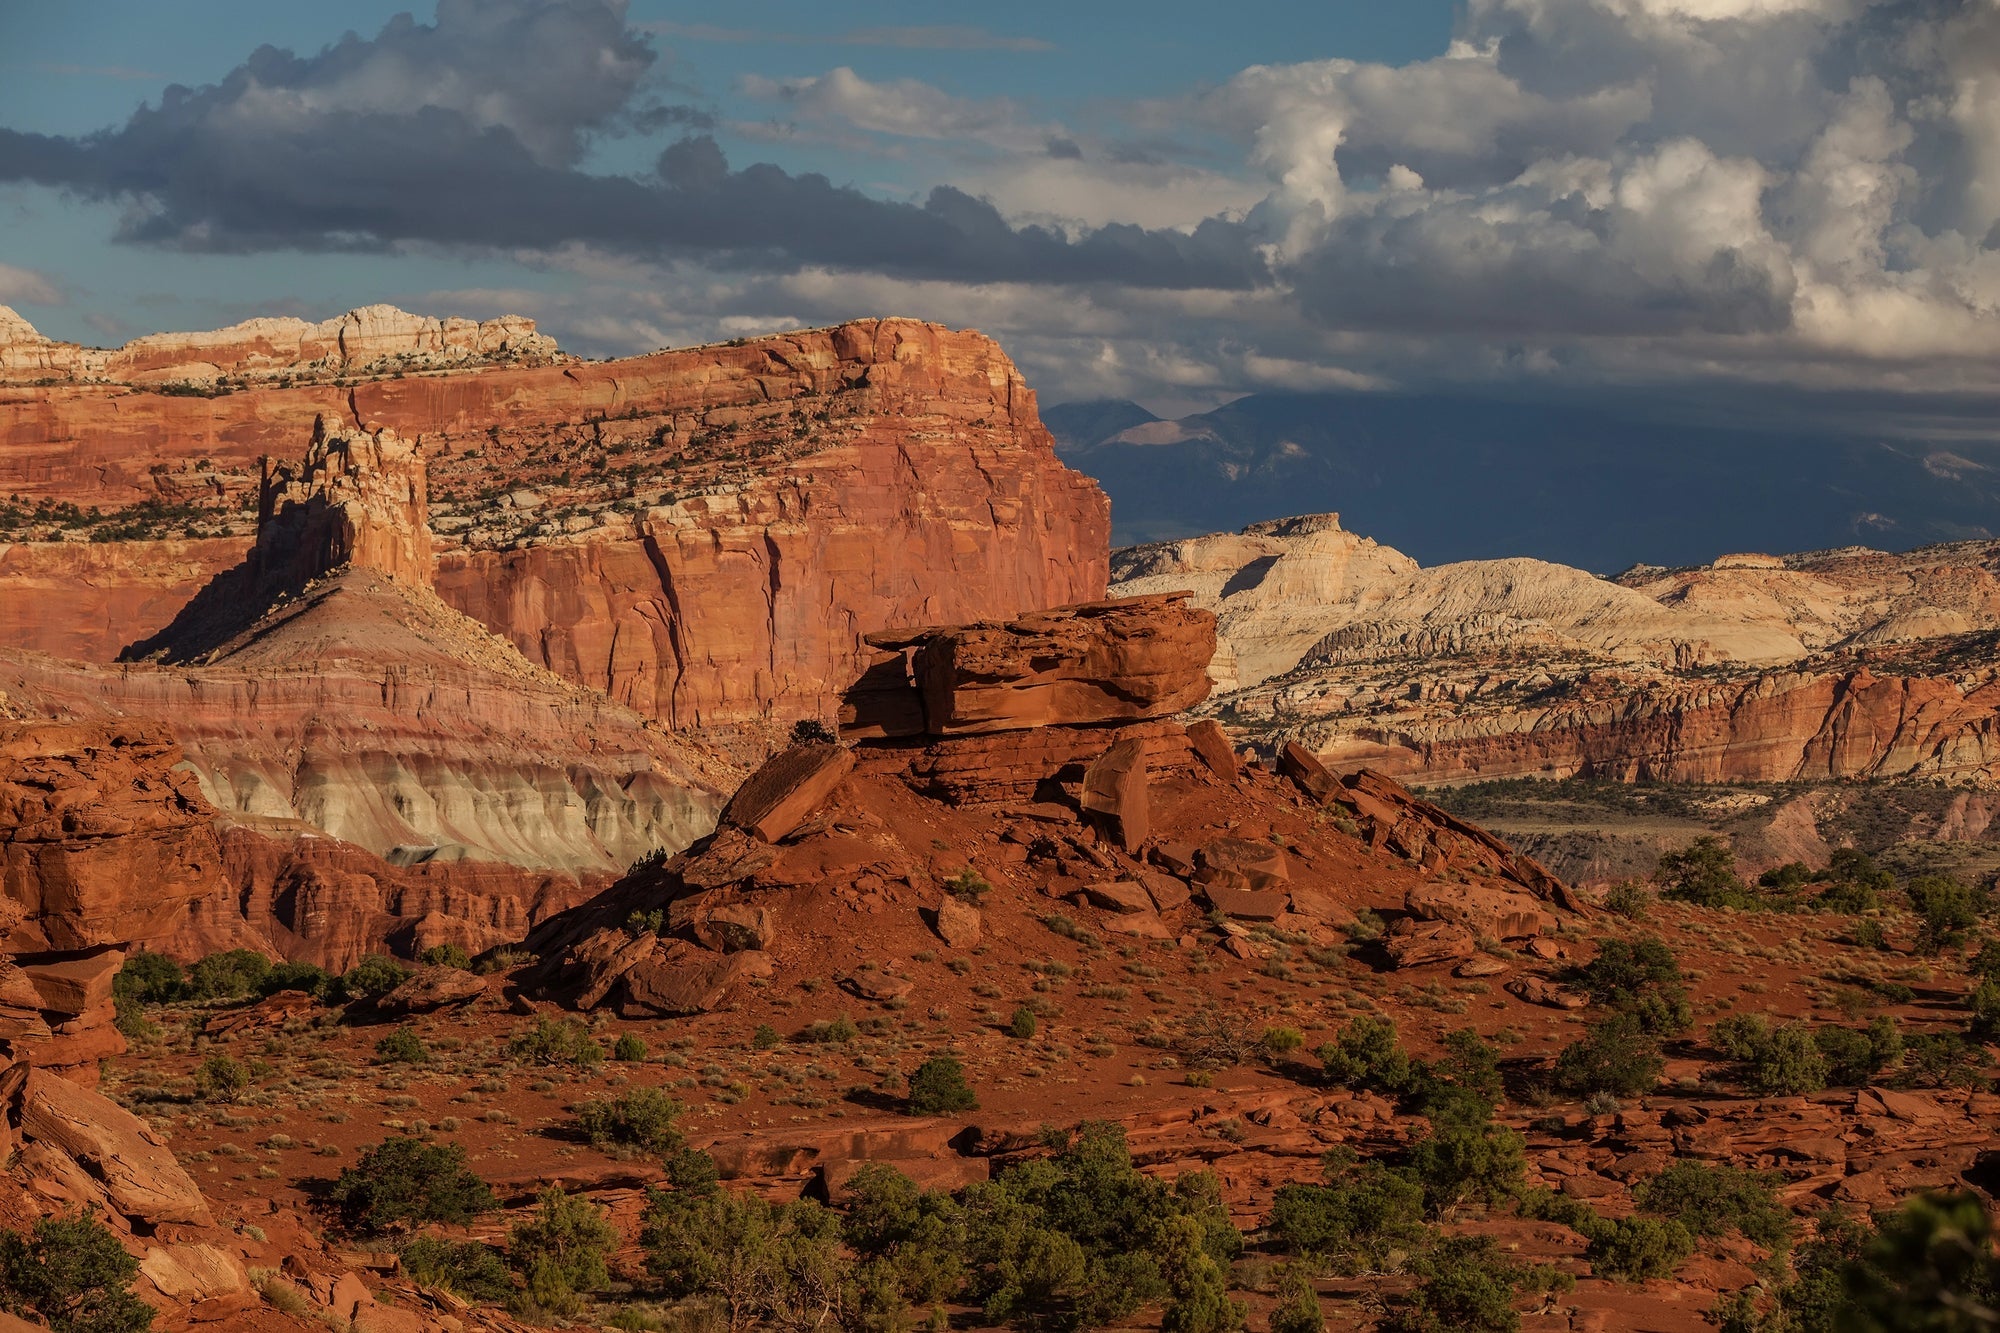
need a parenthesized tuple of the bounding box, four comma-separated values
(1048, 390, 2000, 572)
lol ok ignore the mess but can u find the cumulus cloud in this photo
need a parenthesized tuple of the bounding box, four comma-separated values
(6, 0, 2000, 407)
(0, 263, 62, 306)
(0, 0, 1260, 290)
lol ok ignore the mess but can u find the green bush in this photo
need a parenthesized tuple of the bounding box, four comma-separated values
(509, 1187, 618, 1317)
(1585, 1214, 1695, 1282)
(1815, 849, 1892, 915)
(1267, 1149, 1426, 1270)
(112, 997, 158, 1042)
(1571, 935, 1692, 1035)
(799, 1013, 858, 1044)
(0, 1211, 155, 1333)
(1268, 1265, 1324, 1333)
(752, 1023, 781, 1050)
(1901, 1032, 1988, 1090)
(1405, 1115, 1526, 1219)
(575, 1088, 686, 1156)
(945, 868, 993, 905)
(509, 1015, 604, 1067)
(1850, 918, 1889, 951)
(1261, 1026, 1306, 1056)
(1657, 836, 1754, 909)
(1380, 1234, 1564, 1333)
(1838, 1192, 2000, 1331)
(259, 961, 332, 998)
(643, 1184, 845, 1329)
(1969, 978, 2000, 1042)
(612, 1033, 648, 1062)
(184, 948, 272, 1001)
(112, 952, 183, 1006)
(400, 1236, 512, 1301)
(194, 1053, 250, 1102)
(961, 1122, 1241, 1333)
(1749, 1023, 1829, 1096)
(907, 1055, 979, 1115)
(1551, 1014, 1662, 1098)
(1816, 1017, 1902, 1086)
(1633, 1162, 1791, 1252)
(1008, 1006, 1039, 1040)
(1602, 881, 1650, 920)
(1712, 1013, 1771, 1061)
(1318, 1016, 1413, 1094)
(1907, 876, 1986, 955)
(418, 943, 472, 970)
(843, 1163, 969, 1323)
(375, 1028, 430, 1065)
(329, 1138, 496, 1233)
(338, 954, 412, 1002)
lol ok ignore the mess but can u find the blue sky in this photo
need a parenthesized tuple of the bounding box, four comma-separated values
(1, 0, 1997, 424)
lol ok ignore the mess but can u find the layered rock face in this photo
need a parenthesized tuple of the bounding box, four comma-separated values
(0, 718, 218, 1094)
(525, 594, 1571, 1017)
(0, 301, 554, 384)
(1111, 515, 2000, 785)
(1, 313, 1109, 739)
(253, 415, 433, 590)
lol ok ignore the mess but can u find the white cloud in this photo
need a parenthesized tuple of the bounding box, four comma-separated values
(0, 262, 61, 306)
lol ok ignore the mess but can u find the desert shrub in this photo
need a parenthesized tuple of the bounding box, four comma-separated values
(1551, 1014, 1662, 1099)
(329, 1137, 496, 1232)
(0, 1210, 155, 1333)
(1404, 1114, 1526, 1219)
(112, 952, 183, 1006)
(1901, 1032, 1988, 1089)
(625, 908, 665, 937)
(1380, 1234, 1566, 1333)
(184, 948, 271, 1001)
(1571, 935, 1691, 1035)
(642, 1184, 845, 1331)
(907, 1055, 979, 1115)
(1585, 1214, 1696, 1282)
(418, 944, 472, 970)
(799, 1013, 858, 1044)
(753, 1023, 780, 1050)
(375, 1028, 430, 1065)
(1712, 1013, 1771, 1061)
(1633, 1162, 1791, 1252)
(259, 960, 331, 998)
(1414, 1028, 1505, 1110)
(1748, 1023, 1829, 1096)
(1838, 1192, 2000, 1332)
(1261, 1026, 1306, 1056)
(400, 1236, 512, 1301)
(1318, 1016, 1413, 1094)
(509, 1187, 618, 1317)
(960, 1122, 1241, 1333)
(1657, 836, 1754, 909)
(575, 1088, 686, 1156)
(842, 1163, 968, 1319)
(1815, 1017, 1903, 1086)
(509, 1015, 604, 1067)
(1602, 881, 1650, 920)
(1268, 1264, 1325, 1333)
(1178, 1008, 1256, 1069)
(1907, 876, 1986, 955)
(112, 997, 158, 1041)
(1850, 918, 1889, 950)
(1970, 940, 2000, 982)
(945, 868, 993, 906)
(1815, 849, 1892, 915)
(1008, 1006, 1039, 1039)
(1733, 1209, 1872, 1333)
(790, 719, 838, 745)
(612, 1033, 648, 1062)
(1969, 978, 2000, 1042)
(1267, 1149, 1426, 1270)
(194, 1053, 250, 1102)
(337, 954, 412, 1002)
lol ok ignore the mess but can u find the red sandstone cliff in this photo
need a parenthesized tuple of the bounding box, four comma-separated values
(0, 315, 1109, 739)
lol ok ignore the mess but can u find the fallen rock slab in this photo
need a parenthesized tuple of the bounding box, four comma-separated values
(19, 1068, 212, 1225)
(1382, 918, 1476, 968)
(722, 743, 856, 843)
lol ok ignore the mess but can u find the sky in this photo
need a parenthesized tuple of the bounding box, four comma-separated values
(1, 0, 1997, 424)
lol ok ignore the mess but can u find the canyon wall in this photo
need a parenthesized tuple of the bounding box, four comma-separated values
(1, 311, 1110, 737)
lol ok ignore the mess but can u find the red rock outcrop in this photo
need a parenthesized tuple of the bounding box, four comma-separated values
(252, 415, 433, 591)
(2, 315, 1109, 742)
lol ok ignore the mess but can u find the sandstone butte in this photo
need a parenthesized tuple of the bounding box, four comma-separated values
(1110, 512, 2000, 786)
(0, 305, 1110, 743)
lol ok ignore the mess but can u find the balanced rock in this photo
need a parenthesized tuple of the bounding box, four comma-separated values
(722, 744, 856, 844)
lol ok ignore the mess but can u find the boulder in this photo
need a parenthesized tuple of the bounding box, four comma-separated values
(18, 1069, 212, 1225)
(694, 903, 780, 953)
(1405, 883, 1555, 941)
(19, 950, 125, 1015)
(139, 1244, 251, 1304)
(1196, 837, 1289, 890)
(377, 966, 487, 1013)
(930, 897, 982, 948)
(843, 971, 915, 1003)
(1102, 910, 1171, 938)
(571, 929, 658, 1010)
(1505, 975, 1588, 1009)
(722, 744, 856, 844)
(1138, 871, 1191, 912)
(1277, 742, 1339, 803)
(200, 989, 318, 1037)
(619, 949, 772, 1017)
(1202, 886, 1289, 921)
(1084, 881, 1155, 914)
(1455, 957, 1509, 978)
(1152, 842, 1199, 877)
(906, 594, 1216, 734)
(1080, 739, 1150, 852)
(1381, 918, 1476, 968)
(1285, 887, 1350, 924)
(1185, 720, 1238, 783)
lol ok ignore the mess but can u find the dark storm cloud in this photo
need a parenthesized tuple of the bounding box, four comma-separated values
(0, 0, 1262, 290)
